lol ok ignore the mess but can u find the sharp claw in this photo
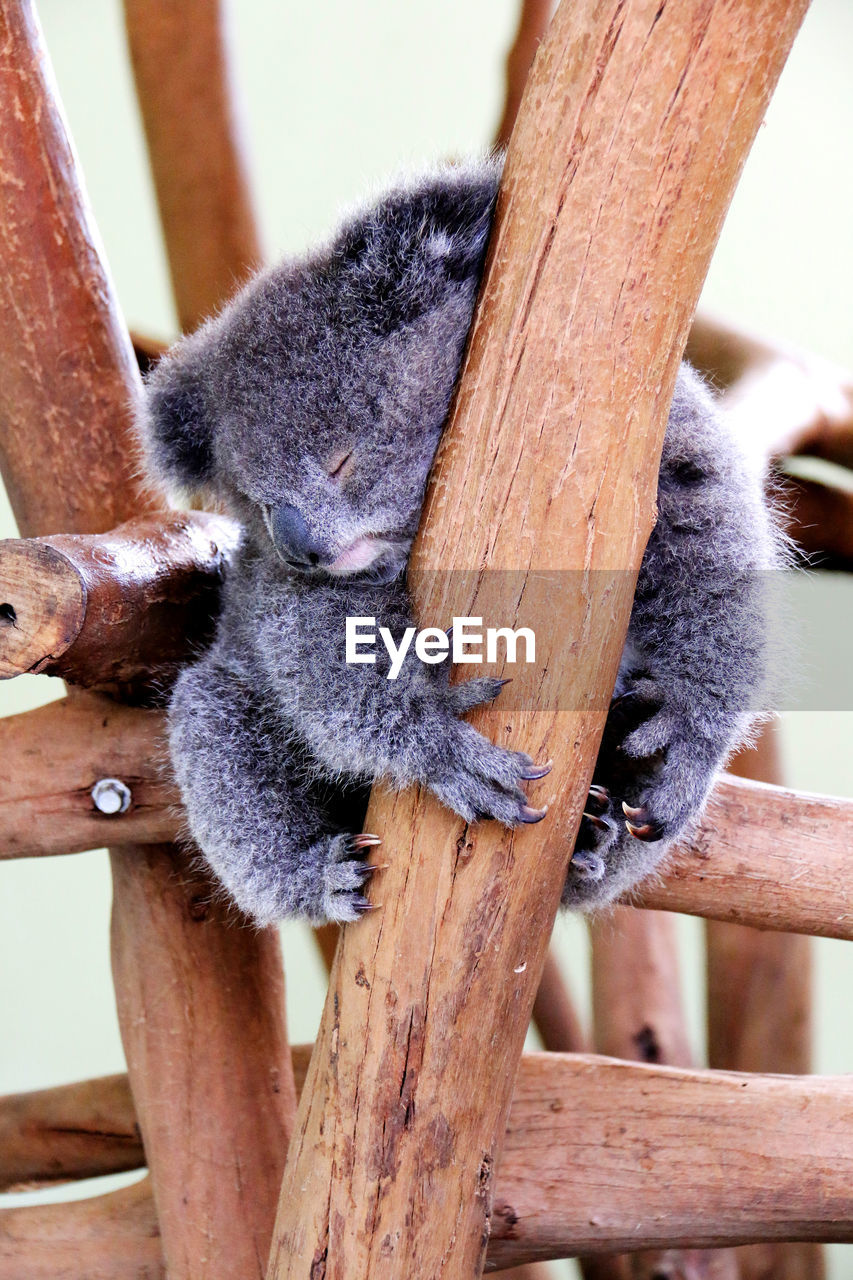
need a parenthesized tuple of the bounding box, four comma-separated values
(352, 833, 382, 848)
(626, 820, 664, 842)
(353, 896, 380, 914)
(586, 784, 609, 814)
(570, 848, 606, 880)
(582, 811, 610, 831)
(519, 803, 548, 824)
(357, 863, 386, 883)
(520, 758, 552, 780)
(496, 677, 513, 689)
(621, 801, 648, 822)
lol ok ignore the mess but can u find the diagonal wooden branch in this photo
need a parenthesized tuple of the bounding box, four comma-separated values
(0, 4, 295, 1277)
(123, 0, 262, 333)
(266, 3, 811, 1276)
(5, 1054, 853, 1274)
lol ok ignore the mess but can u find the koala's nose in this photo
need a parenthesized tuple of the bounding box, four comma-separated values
(269, 502, 329, 567)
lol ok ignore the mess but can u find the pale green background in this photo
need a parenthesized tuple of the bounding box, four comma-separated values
(1, 1, 852, 1275)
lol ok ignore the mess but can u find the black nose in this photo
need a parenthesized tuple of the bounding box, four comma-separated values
(268, 502, 329, 567)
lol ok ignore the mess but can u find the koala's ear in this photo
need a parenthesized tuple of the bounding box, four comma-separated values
(418, 163, 501, 284)
(138, 346, 215, 498)
(334, 159, 502, 331)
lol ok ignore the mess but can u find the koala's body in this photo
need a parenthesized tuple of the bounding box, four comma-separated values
(141, 156, 778, 925)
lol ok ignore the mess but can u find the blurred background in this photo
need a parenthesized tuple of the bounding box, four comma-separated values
(0, 1, 851, 1275)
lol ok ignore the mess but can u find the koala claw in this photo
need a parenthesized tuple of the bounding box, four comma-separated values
(583, 811, 611, 832)
(520, 759, 552, 781)
(351, 832, 382, 849)
(519, 803, 548, 824)
(626, 819, 665, 842)
(586, 784, 610, 814)
(353, 895, 380, 914)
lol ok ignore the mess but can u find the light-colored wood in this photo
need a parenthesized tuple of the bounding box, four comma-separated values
(494, 0, 553, 149)
(123, 0, 262, 332)
(0, 514, 240, 695)
(110, 846, 296, 1277)
(266, 3, 810, 1276)
(686, 312, 853, 469)
(0, 5, 297, 1277)
(636, 773, 853, 937)
(0, 695, 177, 860)
(590, 910, 738, 1280)
(707, 730, 821, 1280)
(0, 0, 156, 538)
(6, 1054, 853, 1274)
(0, 1074, 140, 1193)
(0, 1176, 162, 1280)
(591, 909, 692, 1068)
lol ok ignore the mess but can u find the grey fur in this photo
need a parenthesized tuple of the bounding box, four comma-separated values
(139, 156, 779, 925)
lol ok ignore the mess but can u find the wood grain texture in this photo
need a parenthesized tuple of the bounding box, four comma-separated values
(0, 514, 240, 695)
(0, 694, 177, 859)
(0, 5, 297, 1276)
(0, 1176, 162, 1280)
(0, 0, 156, 539)
(123, 0, 262, 332)
(637, 772, 853, 937)
(0, 1074, 141, 1192)
(6, 1054, 853, 1273)
(707, 729, 822, 1280)
(589, 910, 738, 1280)
(266, 3, 810, 1276)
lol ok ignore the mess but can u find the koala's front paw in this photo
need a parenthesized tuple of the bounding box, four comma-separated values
(429, 720, 550, 827)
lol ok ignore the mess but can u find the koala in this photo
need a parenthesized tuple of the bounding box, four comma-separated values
(139, 155, 779, 925)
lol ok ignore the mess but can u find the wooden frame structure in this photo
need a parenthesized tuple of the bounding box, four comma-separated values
(2, 0, 852, 1277)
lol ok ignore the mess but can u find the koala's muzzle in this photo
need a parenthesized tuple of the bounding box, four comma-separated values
(268, 502, 330, 568)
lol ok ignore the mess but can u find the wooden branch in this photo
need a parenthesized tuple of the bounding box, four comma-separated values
(0, 695, 177, 860)
(123, 0, 262, 332)
(686, 313, 853, 469)
(7, 1055, 853, 1274)
(531, 950, 587, 1053)
(267, 3, 810, 1276)
(589, 910, 738, 1280)
(0, 514, 239, 695)
(707, 728, 822, 1280)
(0, 2, 156, 539)
(0, 1176, 162, 1280)
(494, 0, 553, 149)
(781, 471, 853, 570)
(0, 5, 296, 1277)
(0, 1074, 140, 1192)
(636, 773, 853, 937)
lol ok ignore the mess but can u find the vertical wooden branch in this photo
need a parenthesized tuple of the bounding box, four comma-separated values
(707, 728, 822, 1280)
(123, 0, 262, 332)
(0, 4, 295, 1276)
(494, 0, 553, 149)
(591, 909, 739, 1280)
(267, 3, 810, 1276)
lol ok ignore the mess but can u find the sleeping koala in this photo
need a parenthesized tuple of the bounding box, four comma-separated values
(140, 156, 778, 925)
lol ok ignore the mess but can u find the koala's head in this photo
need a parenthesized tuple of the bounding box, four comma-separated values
(140, 158, 500, 581)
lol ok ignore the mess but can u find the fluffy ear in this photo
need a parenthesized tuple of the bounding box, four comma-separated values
(138, 344, 215, 498)
(332, 158, 501, 331)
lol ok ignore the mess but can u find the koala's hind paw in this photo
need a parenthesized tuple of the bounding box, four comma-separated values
(316, 832, 385, 923)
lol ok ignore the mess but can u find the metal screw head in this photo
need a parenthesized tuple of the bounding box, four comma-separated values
(91, 777, 132, 816)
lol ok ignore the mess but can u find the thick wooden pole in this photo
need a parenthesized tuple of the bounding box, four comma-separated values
(267, 3, 810, 1276)
(123, 0, 262, 332)
(0, 4, 296, 1276)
